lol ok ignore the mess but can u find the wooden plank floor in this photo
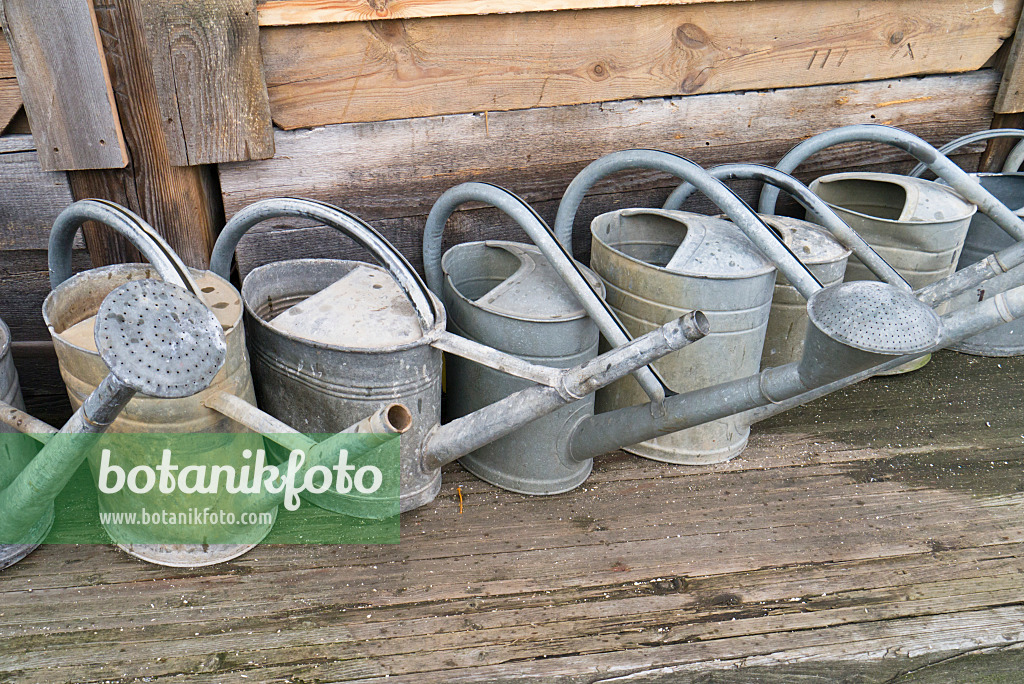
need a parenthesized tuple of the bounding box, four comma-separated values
(1, 349, 1023, 682)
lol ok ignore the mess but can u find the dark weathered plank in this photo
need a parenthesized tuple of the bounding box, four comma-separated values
(220, 71, 996, 275)
(69, 0, 223, 269)
(0, 0, 128, 170)
(0, 350, 1022, 681)
(0, 138, 75, 251)
(138, 0, 274, 165)
(259, 0, 1018, 128)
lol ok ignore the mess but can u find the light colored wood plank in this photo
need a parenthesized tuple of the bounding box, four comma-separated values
(260, 0, 1019, 129)
(0, 77, 21, 131)
(0, 29, 14, 78)
(138, 0, 274, 165)
(996, 6, 1024, 112)
(256, 0, 754, 25)
(0, 0, 128, 170)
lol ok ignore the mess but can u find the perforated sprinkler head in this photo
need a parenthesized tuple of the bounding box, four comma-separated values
(95, 279, 226, 398)
(799, 281, 941, 386)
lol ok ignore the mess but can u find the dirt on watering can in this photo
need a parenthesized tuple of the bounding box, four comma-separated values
(590, 208, 776, 464)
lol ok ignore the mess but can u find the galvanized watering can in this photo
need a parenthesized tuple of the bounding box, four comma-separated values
(0, 315, 46, 570)
(906, 128, 1024, 357)
(551, 150, 849, 464)
(210, 196, 707, 505)
(41, 200, 412, 565)
(760, 124, 1024, 372)
(0, 273, 228, 570)
(661, 162, 913, 368)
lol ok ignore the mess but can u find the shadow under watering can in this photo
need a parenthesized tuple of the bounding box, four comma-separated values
(210, 195, 707, 507)
(906, 128, 1024, 357)
(760, 125, 1024, 372)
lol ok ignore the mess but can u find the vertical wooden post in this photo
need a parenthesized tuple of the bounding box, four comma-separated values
(980, 10, 1024, 172)
(67, 0, 221, 269)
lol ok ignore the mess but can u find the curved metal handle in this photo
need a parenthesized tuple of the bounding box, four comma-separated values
(423, 181, 668, 402)
(758, 124, 1024, 242)
(49, 199, 196, 292)
(664, 163, 911, 292)
(553, 149, 823, 298)
(906, 129, 1024, 178)
(210, 197, 437, 330)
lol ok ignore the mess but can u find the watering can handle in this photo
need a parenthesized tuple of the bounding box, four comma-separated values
(905, 128, 1024, 178)
(758, 124, 1024, 243)
(663, 163, 911, 292)
(48, 199, 199, 293)
(210, 198, 438, 330)
(422, 181, 670, 403)
(552, 149, 822, 298)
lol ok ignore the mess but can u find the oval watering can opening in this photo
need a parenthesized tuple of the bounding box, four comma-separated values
(941, 172, 1024, 357)
(42, 263, 272, 568)
(240, 258, 444, 515)
(809, 173, 976, 374)
(440, 240, 605, 495)
(590, 209, 776, 464)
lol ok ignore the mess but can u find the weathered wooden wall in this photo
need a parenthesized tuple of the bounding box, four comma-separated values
(220, 70, 999, 276)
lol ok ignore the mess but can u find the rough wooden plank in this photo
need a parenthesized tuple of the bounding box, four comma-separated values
(0, 0, 128, 170)
(69, 0, 224, 269)
(220, 71, 996, 274)
(0, 28, 14, 78)
(995, 4, 1024, 113)
(1, 351, 1023, 681)
(138, 0, 274, 166)
(256, 0, 754, 25)
(0, 139, 75, 251)
(260, 0, 1019, 128)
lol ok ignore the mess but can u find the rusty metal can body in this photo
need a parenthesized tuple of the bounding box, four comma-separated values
(753, 216, 850, 369)
(0, 317, 50, 570)
(42, 263, 274, 567)
(590, 209, 776, 464)
(440, 241, 604, 494)
(240, 258, 444, 514)
(809, 173, 975, 373)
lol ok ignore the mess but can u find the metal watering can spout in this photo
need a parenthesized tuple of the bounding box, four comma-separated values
(565, 273, 1024, 462)
(0, 278, 226, 552)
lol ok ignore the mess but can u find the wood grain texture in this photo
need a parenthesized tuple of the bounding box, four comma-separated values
(260, 0, 1020, 129)
(1, 350, 1022, 681)
(0, 77, 21, 132)
(69, 0, 223, 269)
(0, 35, 14, 78)
(220, 71, 997, 274)
(256, 0, 753, 25)
(0, 0, 128, 169)
(138, 0, 274, 165)
(996, 5, 1024, 112)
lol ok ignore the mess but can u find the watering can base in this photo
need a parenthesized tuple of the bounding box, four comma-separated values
(874, 353, 932, 375)
(117, 542, 265, 568)
(0, 504, 53, 570)
(301, 470, 441, 516)
(950, 339, 1024, 357)
(622, 431, 750, 465)
(458, 456, 592, 497)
